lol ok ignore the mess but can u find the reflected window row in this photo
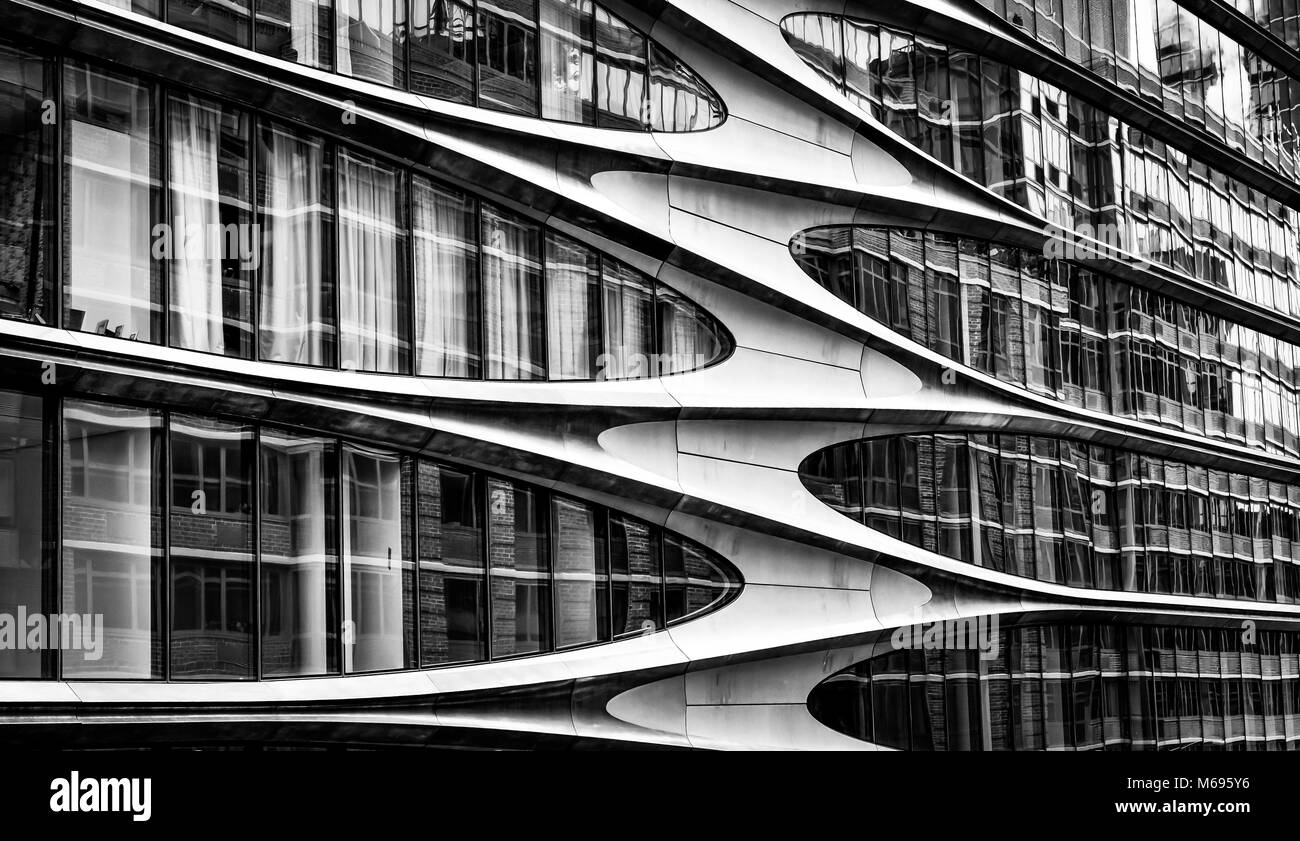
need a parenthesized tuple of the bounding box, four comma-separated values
(0, 46, 729, 379)
(802, 432, 1300, 603)
(964, 0, 1300, 175)
(780, 15, 1300, 321)
(810, 619, 1300, 750)
(794, 225, 1300, 457)
(94, 0, 722, 130)
(0, 387, 740, 679)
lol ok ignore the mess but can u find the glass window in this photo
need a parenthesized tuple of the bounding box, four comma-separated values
(552, 495, 606, 647)
(539, 0, 595, 123)
(601, 259, 654, 379)
(647, 42, 723, 131)
(169, 415, 255, 679)
(663, 534, 739, 623)
(594, 6, 647, 128)
(418, 463, 487, 665)
(0, 46, 53, 326)
(64, 62, 160, 343)
(256, 0, 333, 68)
(656, 283, 728, 376)
(259, 429, 339, 677)
(337, 0, 406, 87)
(410, 0, 475, 103)
(609, 513, 661, 636)
(169, 0, 252, 47)
(413, 177, 480, 378)
(481, 205, 544, 379)
(62, 400, 163, 679)
(257, 122, 336, 367)
(341, 445, 414, 672)
(0, 391, 48, 678)
(488, 478, 551, 657)
(337, 149, 410, 373)
(545, 231, 601, 379)
(477, 0, 538, 115)
(167, 94, 254, 358)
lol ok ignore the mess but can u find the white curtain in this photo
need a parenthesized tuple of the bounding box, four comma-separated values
(414, 177, 476, 376)
(260, 125, 328, 366)
(338, 150, 401, 372)
(544, 232, 596, 379)
(482, 207, 542, 379)
(601, 261, 653, 379)
(169, 96, 225, 354)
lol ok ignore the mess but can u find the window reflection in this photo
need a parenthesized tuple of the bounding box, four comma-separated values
(779, 14, 1300, 319)
(796, 224, 1300, 458)
(64, 62, 160, 343)
(0, 46, 53, 326)
(0, 392, 47, 678)
(13, 388, 740, 679)
(169, 415, 255, 679)
(812, 618, 1300, 750)
(62, 401, 163, 679)
(342, 445, 414, 672)
(802, 431, 1300, 603)
(260, 429, 339, 677)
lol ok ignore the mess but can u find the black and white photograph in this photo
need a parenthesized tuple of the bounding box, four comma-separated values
(0, 0, 1295, 824)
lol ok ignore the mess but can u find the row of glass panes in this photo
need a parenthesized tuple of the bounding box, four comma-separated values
(0, 388, 740, 680)
(802, 432, 1300, 602)
(91, 0, 722, 131)
(809, 620, 1300, 750)
(780, 16, 1300, 322)
(967, 0, 1300, 177)
(0, 46, 728, 379)
(793, 226, 1300, 457)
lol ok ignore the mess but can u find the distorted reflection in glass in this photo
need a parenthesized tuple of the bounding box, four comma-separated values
(552, 495, 607, 647)
(488, 479, 552, 657)
(0, 46, 53, 326)
(169, 415, 255, 679)
(61, 400, 163, 679)
(260, 428, 339, 677)
(418, 463, 487, 665)
(64, 62, 160, 343)
(342, 445, 414, 672)
(481, 206, 545, 379)
(0, 390, 47, 678)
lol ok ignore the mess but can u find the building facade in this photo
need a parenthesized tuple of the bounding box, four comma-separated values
(0, 0, 1298, 749)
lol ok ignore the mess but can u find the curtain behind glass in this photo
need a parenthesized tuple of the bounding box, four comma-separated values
(338, 149, 408, 373)
(481, 206, 544, 379)
(414, 177, 480, 377)
(602, 260, 653, 379)
(656, 283, 725, 375)
(544, 231, 600, 379)
(169, 95, 253, 358)
(258, 123, 335, 366)
(540, 0, 594, 122)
